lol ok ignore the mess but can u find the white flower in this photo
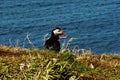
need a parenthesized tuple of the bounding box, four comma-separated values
(90, 63, 94, 69)
(26, 63, 31, 68)
(20, 63, 25, 70)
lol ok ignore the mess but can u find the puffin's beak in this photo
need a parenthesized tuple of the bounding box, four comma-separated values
(61, 31, 65, 37)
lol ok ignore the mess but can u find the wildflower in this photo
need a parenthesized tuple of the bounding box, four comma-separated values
(52, 58, 57, 63)
(90, 63, 94, 69)
(20, 63, 25, 70)
(26, 63, 31, 68)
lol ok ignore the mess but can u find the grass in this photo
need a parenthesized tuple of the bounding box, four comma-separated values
(0, 45, 120, 80)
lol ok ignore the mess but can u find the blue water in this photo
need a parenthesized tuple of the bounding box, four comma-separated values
(0, 0, 120, 53)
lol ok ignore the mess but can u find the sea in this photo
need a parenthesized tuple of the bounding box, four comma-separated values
(0, 0, 120, 54)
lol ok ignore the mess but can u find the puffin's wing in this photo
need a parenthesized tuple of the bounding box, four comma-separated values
(53, 41, 60, 51)
(44, 39, 55, 50)
(44, 40, 50, 49)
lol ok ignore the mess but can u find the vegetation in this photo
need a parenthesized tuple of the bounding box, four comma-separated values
(0, 45, 120, 80)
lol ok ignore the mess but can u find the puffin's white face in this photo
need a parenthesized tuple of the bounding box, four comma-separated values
(53, 29, 62, 35)
(53, 29, 65, 36)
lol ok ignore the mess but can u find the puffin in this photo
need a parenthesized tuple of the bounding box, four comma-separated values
(44, 27, 65, 52)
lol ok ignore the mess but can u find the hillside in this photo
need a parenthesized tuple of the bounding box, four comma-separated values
(0, 45, 120, 80)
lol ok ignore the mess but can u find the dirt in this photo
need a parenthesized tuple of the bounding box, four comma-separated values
(0, 50, 28, 57)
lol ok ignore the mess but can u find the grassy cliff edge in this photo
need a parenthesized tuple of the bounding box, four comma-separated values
(0, 45, 120, 80)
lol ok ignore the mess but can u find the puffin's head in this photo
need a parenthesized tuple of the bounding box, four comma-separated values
(52, 27, 65, 37)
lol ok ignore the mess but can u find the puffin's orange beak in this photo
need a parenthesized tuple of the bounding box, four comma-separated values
(61, 31, 65, 37)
